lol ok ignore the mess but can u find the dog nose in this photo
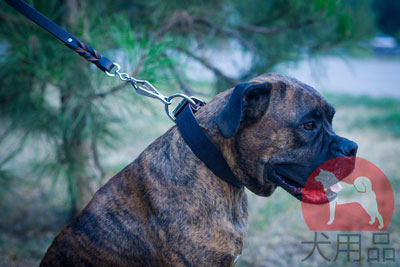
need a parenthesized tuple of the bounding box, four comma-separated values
(332, 138, 358, 157)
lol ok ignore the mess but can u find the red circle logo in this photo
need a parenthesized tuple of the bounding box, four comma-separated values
(301, 157, 394, 231)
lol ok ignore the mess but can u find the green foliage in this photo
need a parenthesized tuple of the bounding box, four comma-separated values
(0, 0, 173, 215)
(0, 0, 376, 215)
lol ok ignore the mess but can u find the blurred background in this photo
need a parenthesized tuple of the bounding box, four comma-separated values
(0, 0, 399, 266)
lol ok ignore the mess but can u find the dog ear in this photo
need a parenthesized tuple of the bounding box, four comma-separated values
(216, 82, 272, 138)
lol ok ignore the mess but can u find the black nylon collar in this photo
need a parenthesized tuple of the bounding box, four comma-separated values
(175, 102, 243, 188)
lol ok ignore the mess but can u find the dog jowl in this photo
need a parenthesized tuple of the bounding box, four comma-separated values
(40, 73, 357, 266)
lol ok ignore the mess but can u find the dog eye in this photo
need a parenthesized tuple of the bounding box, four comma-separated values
(302, 121, 315, 131)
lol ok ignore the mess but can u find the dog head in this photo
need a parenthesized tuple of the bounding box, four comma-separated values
(199, 73, 357, 203)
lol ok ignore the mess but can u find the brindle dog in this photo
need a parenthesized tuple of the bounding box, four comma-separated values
(40, 73, 357, 266)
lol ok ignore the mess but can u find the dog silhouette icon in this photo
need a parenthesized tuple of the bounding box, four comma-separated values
(315, 169, 384, 229)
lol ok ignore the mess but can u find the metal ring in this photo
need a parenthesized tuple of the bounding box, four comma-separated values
(189, 96, 206, 105)
(166, 93, 196, 105)
(118, 72, 130, 81)
(165, 94, 197, 122)
(165, 104, 176, 122)
(105, 62, 121, 77)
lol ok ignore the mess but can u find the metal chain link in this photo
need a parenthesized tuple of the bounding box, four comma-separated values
(105, 63, 205, 122)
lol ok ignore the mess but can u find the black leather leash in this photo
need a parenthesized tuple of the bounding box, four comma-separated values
(5, 0, 243, 189)
(5, 0, 114, 73)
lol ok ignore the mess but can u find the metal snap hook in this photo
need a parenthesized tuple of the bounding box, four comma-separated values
(105, 62, 121, 77)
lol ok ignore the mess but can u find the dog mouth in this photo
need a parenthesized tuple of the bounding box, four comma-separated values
(269, 156, 357, 204)
(271, 170, 338, 204)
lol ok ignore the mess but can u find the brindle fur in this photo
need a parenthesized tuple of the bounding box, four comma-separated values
(40, 73, 351, 266)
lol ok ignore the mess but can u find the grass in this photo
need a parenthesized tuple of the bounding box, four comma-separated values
(1, 91, 400, 266)
(324, 93, 400, 136)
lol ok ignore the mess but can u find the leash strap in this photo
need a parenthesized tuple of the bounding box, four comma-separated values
(6, 0, 239, 188)
(5, 0, 115, 73)
(176, 103, 243, 188)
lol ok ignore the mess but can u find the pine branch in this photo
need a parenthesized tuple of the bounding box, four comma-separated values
(176, 47, 238, 85)
(0, 132, 29, 168)
(233, 17, 319, 34)
(166, 59, 210, 97)
(94, 12, 247, 100)
(192, 17, 256, 51)
(0, 121, 14, 145)
(152, 12, 256, 51)
(93, 17, 173, 100)
(94, 12, 320, 99)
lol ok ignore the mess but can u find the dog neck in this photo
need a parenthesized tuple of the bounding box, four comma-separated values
(137, 125, 247, 209)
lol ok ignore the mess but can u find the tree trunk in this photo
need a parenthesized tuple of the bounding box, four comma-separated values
(60, 0, 94, 219)
(60, 87, 93, 218)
